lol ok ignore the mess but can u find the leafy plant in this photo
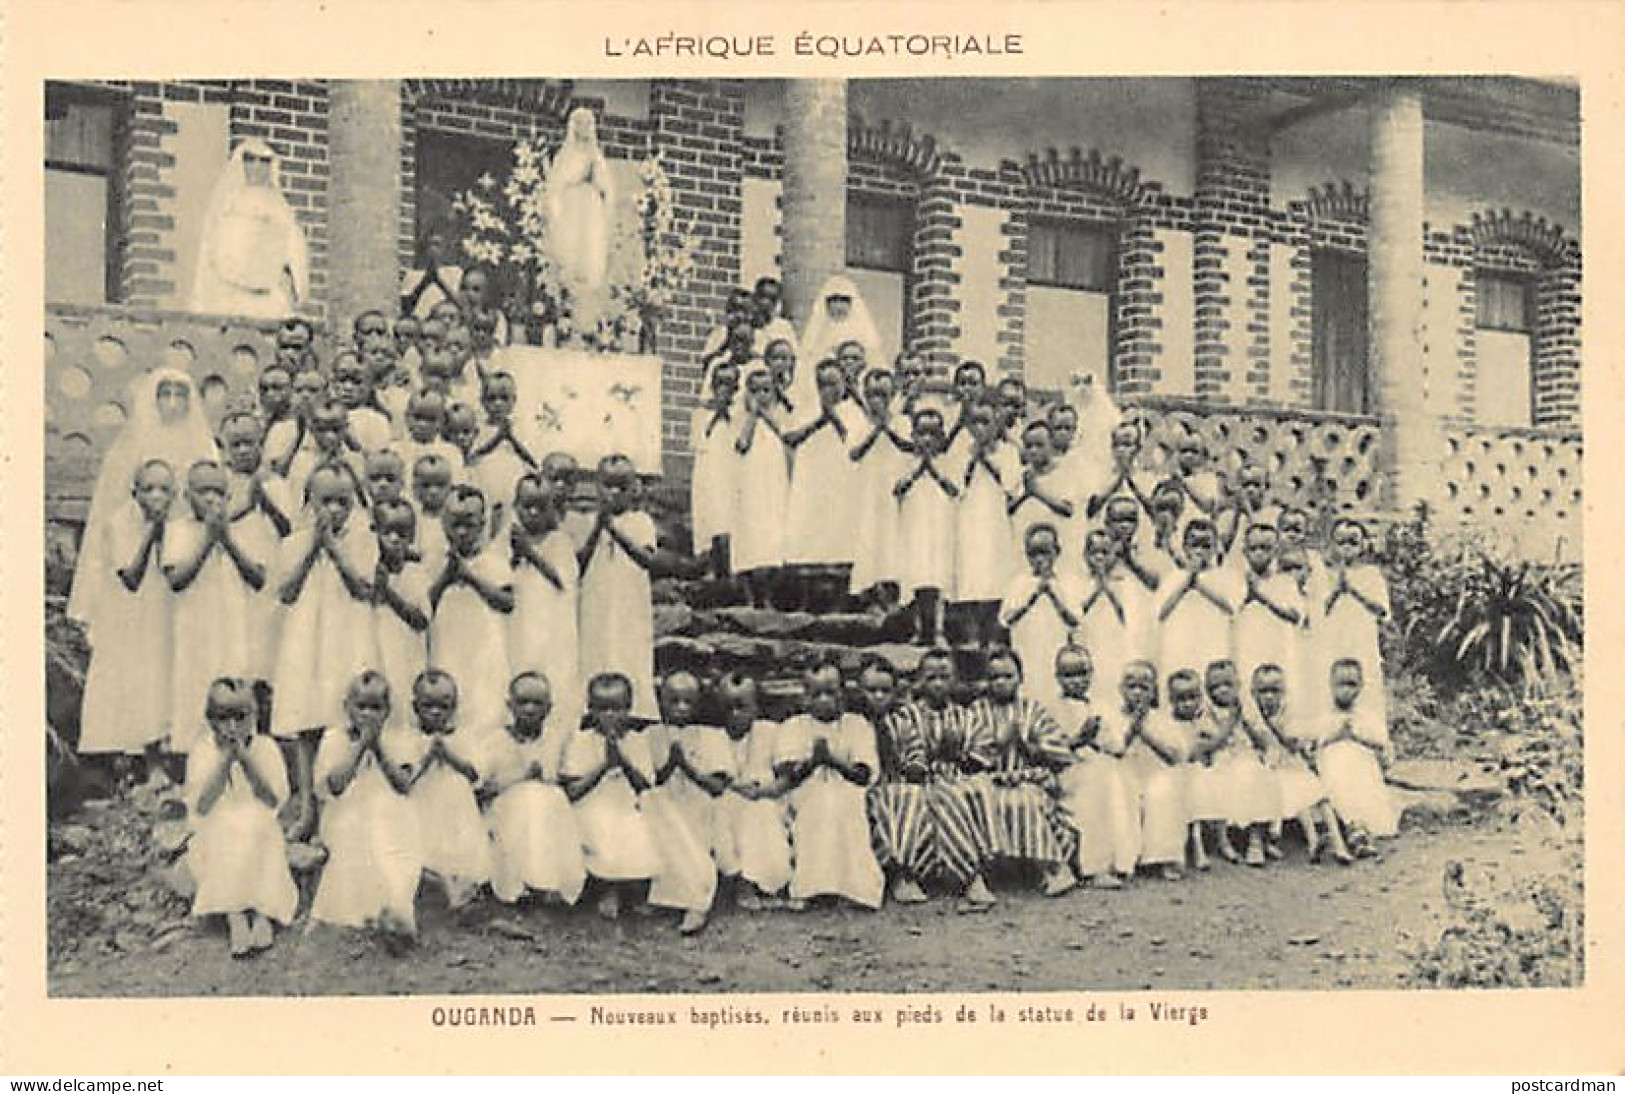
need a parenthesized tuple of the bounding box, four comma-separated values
(1380, 504, 1583, 694)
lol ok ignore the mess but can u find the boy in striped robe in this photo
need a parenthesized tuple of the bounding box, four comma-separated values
(866, 649, 998, 913)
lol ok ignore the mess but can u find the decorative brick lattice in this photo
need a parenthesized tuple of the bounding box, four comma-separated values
(1123, 395, 1383, 516)
(45, 303, 287, 518)
(1435, 424, 1582, 562)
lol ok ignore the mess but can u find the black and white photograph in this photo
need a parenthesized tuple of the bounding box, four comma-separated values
(37, 71, 1586, 1004)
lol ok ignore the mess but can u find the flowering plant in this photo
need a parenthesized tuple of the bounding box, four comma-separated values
(454, 140, 697, 353)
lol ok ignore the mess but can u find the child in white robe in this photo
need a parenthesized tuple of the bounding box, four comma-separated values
(1078, 530, 1152, 704)
(1314, 518, 1391, 724)
(264, 370, 327, 480)
(220, 413, 293, 686)
(410, 455, 454, 577)
(286, 403, 367, 517)
(713, 673, 795, 910)
(163, 461, 265, 754)
(729, 365, 790, 606)
(254, 366, 296, 458)
(442, 402, 481, 482)
(363, 449, 408, 510)
(427, 486, 515, 756)
(185, 678, 296, 957)
(1117, 662, 1191, 880)
(398, 669, 492, 906)
(468, 371, 537, 538)
(576, 456, 659, 719)
(1252, 664, 1352, 864)
(1007, 419, 1081, 580)
(644, 672, 729, 933)
(399, 389, 466, 485)
(895, 406, 959, 645)
(775, 659, 885, 910)
(310, 672, 422, 945)
(369, 499, 430, 730)
(77, 460, 177, 763)
(1233, 523, 1306, 703)
(562, 672, 661, 920)
(847, 368, 913, 599)
(690, 360, 743, 574)
(507, 473, 583, 731)
(1154, 518, 1238, 696)
(1086, 421, 1156, 529)
(330, 351, 393, 455)
(999, 523, 1084, 725)
(1317, 658, 1399, 847)
(783, 359, 865, 576)
(271, 465, 380, 839)
(1188, 660, 1279, 868)
(954, 394, 1020, 646)
(1053, 645, 1137, 889)
(482, 672, 586, 906)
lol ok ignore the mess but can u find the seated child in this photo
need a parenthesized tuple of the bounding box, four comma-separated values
(482, 672, 586, 906)
(1053, 644, 1137, 889)
(712, 673, 794, 911)
(1187, 660, 1277, 869)
(774, 658, 886, 910)
(309, 672, 423, 946)
(1118, 662, 1190, 881)
(398, 669, 492, 907)
(645, 671, 732, 933)
(1251, 663, 1351, 864)
(561, 672, 660, 920)
(1316, 658, 1398, 851)
(185, 677, 297, 957)
(968, 647, 1079, 897)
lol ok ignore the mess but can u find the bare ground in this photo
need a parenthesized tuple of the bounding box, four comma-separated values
(48, 805, 1568, 998)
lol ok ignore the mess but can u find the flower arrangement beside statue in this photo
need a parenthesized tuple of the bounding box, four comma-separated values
(453, 108, 697, 355)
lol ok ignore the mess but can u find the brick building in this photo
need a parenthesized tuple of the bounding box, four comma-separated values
(44, 76, 1582, 559)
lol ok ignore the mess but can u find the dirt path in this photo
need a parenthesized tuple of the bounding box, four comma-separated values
(49, 814, 1560, 998)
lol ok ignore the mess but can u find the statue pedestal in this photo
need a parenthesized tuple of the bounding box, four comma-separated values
(496, 345, 663, 474)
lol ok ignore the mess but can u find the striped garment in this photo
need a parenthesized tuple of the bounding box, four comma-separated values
(966, 698, 1079, 867)
(866, 701, 993, 886)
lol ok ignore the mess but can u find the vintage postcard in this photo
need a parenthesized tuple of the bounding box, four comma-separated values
(1, 0, 1621, 1075)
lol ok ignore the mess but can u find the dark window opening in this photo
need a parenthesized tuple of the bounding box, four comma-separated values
(45, 82, 126, 304)
(1311, 249, 1370, 415)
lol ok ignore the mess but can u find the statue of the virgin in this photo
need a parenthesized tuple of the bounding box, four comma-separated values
(547, 107, 614, 296)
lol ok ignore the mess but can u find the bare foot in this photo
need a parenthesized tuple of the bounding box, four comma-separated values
(227, 912, 252, 958)
(960, 875, 997, 908)
(1160, 865, 1184, 882)
(597, 888, 621, 921)
(890, 877, 929, 905)
(1088, 873, 1124, 890)
(678, 910, 708, 935)
(1041, 864, 1078, 897)
(249, 913, 274, 951)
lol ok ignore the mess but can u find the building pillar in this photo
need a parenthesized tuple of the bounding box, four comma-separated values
(780, 79, 848, 327)
(326, 80, 402, 332)
(1368, 82, 1436, 512)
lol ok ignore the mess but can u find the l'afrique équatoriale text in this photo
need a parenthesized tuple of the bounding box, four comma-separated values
(602, 32, 1023, 62)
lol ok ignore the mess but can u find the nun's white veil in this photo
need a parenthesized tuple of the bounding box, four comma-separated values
(68, 368, 218, 636)
(796, 273, 886, 410)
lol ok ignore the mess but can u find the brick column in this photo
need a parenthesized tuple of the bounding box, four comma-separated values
(1368, 83, 1435, 510)
(780, 79, 848, 327)
(326, 80, 402, 331)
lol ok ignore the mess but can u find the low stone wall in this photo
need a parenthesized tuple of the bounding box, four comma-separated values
(1433, 423, 1582, 563)
(45, 303, 288, 519)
